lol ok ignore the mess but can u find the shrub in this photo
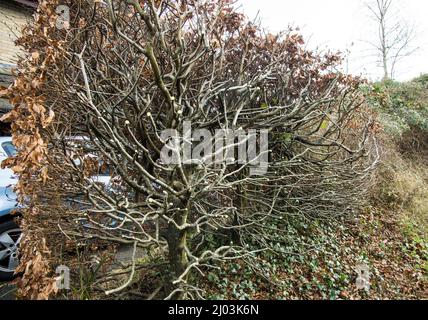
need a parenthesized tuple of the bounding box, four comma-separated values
(368, 76, 428, 137)
(2, 0, 378, 299)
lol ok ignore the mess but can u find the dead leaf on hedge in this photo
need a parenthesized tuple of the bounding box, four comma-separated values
(31, 51, 40, 61)
(42, 109, 55, 128)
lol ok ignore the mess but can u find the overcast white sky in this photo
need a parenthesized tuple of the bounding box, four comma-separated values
(238, 0, 428, 81)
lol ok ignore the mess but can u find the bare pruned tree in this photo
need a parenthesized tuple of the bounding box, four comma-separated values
(366, 0, 418, 80)
(2, 0, 379, 300)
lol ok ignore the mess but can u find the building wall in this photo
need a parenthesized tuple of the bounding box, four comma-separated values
(0, 1, 32, 74)
(0, 1, 33, 122)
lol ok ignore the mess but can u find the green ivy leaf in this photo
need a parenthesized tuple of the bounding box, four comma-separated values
(321, 120, 329, 130)
(281, 132, 293, 143)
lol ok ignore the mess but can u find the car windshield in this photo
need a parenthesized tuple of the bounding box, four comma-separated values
(2, 142, 17, 157)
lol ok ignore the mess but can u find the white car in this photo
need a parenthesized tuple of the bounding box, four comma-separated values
(0, 136, 113, 281)
(0, 137, 21, 281)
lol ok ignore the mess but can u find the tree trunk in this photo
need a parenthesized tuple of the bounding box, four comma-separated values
(166, 224, 189, 299)
(166, 191, 190, 299)
(382, 49, 389, 81)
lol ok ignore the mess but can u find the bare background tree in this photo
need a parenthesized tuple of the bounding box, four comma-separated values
(366, 0, 418, 80)
(2, 0, 379, 300)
